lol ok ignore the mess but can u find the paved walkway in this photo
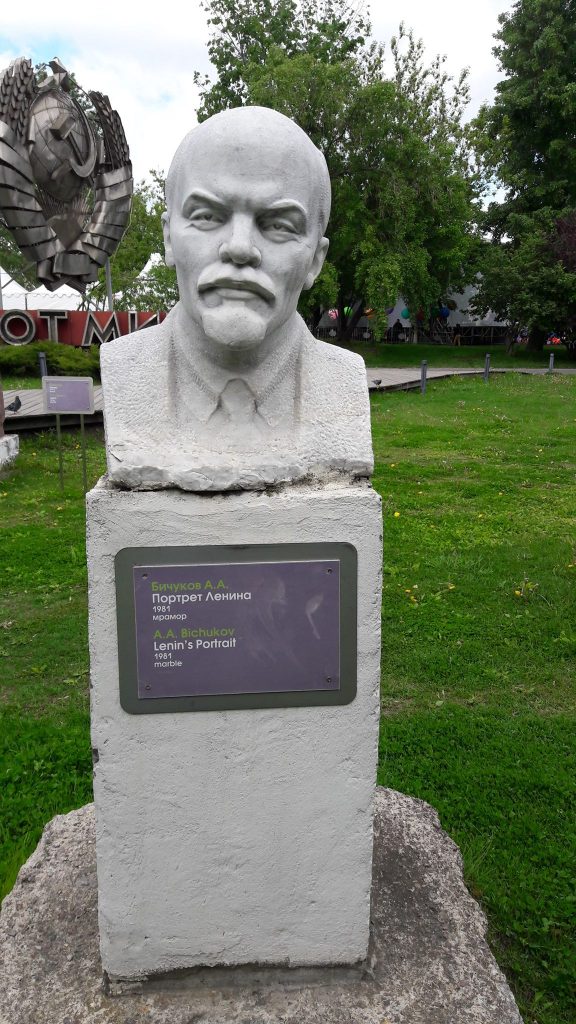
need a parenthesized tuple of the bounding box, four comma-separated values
(366, 365, 576, 390)
(3, 368, 576, 430)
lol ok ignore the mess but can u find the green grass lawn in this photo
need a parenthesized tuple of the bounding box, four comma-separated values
(1, 375, 575, 1023)
(372, 374, 576, 1023)
(1, 375, 46, 390)
(342, 341, 576, 369)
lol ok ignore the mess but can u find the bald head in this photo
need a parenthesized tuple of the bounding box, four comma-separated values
(162, 105, 331, 358)
(165, 106, 331, 236)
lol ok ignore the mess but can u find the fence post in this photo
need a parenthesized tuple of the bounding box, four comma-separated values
(549, 352, 555, 372)
(420, 360, 427, 395)
(105, 258, 114, 312)
(484, 353, 491, 383)
(38, 351, 48, 378)
(56, 413, 64, 493)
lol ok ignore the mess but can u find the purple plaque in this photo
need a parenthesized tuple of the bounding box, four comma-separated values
(42, 376, 94, 414)
(132, 560, 340, 699)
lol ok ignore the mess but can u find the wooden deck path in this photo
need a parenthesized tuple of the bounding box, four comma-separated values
(2, 385, 103, 431)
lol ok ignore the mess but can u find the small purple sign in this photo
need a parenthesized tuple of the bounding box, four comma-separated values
(42, 376, 94, 414)
(132, 560, 341, 699)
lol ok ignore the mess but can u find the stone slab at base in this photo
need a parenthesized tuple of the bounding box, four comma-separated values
(0, 433, 18, 467)
(87, 479, 382, 979)
(0, 790, 524, 1024)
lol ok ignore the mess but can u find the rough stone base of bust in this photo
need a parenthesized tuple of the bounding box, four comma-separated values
(0, 788, 523, 1024)
(0, 433, 18, 467)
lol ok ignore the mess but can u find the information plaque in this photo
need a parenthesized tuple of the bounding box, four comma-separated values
(115, 543, 357, 713)
(42, 376, 95, 414)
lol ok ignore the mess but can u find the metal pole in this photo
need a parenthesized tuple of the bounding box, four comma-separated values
(0, 270, 3, 309)
(80, 414, 88, 493)
(38, 351, 48, 378)
(420, 359, 427, 395)
(549, 352, 555, 372)
(484, 353, 491, 383)
(105, 258, 114, 311)
(56, 414, 64, 492)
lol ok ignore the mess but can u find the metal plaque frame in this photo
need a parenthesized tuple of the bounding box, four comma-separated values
(42, 375, 95, 414)
(115, 543, 358, 714)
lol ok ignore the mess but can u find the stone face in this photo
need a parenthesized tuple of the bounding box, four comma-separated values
(87, 479, 383, 979)
(0, 434, 19, 466)
(0, 790, 524, 1024)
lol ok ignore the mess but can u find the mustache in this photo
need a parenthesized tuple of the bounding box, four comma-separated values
(197, 269, 276, 303)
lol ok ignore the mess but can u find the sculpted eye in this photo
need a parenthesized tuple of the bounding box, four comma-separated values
(188, 209, 223, 227)
(262, 217, 297, 235)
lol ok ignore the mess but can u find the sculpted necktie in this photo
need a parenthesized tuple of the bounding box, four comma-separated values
(218, 378, 258, 424)
(209, 378, 269, 441)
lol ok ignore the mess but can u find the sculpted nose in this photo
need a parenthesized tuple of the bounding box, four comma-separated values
(219, 215, 261, 267)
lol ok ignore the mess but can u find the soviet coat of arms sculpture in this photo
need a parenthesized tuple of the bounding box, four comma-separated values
(0, 57, 132, 293)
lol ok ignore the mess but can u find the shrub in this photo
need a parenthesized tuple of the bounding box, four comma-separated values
(0, 341, 101, 380)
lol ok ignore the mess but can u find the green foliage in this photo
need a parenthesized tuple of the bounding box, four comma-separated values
(195, 0, 371, 118)
(354, 230, 402, 336)
(0, 341, 100, 379)
(297, 258, 338, 323)
(113, 261, 179, 312)
(473, 0, 576, 346)
(195, 4, 478, 337)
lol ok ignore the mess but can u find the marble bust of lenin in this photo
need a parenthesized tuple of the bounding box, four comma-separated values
(101, 106, 373, 491)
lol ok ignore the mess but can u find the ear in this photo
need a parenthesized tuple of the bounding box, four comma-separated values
(161, 211, 175, 268)
(304, 236, 329, 290)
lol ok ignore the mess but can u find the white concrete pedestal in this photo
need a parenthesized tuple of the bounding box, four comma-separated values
(0, 433, 19, 467)
(87, 479, 382, 981)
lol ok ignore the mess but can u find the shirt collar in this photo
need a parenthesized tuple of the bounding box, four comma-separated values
(167, 303, 303, 426)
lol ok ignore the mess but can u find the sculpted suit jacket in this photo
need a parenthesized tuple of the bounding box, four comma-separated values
(100, 304, 373, 492)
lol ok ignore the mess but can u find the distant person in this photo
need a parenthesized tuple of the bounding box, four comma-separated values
(390, 318, 403, 343)
(453, 323, 462, 347)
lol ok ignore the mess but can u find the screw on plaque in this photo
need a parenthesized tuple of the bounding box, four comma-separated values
(142, 573, 148, 578)
(327, 568, 333, 574)
(145, 684, 152, 690)
(326, 676, 332, 683)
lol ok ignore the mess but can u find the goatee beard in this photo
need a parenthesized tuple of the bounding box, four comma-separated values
(201, 306, 268, 350)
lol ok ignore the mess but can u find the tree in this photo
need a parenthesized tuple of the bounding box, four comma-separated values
(196, 3, 478, 339)
(195, 0, 371, 119)
(473, 0, 576, 350)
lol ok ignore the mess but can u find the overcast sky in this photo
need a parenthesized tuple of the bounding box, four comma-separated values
(0, 0, 515, 184)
